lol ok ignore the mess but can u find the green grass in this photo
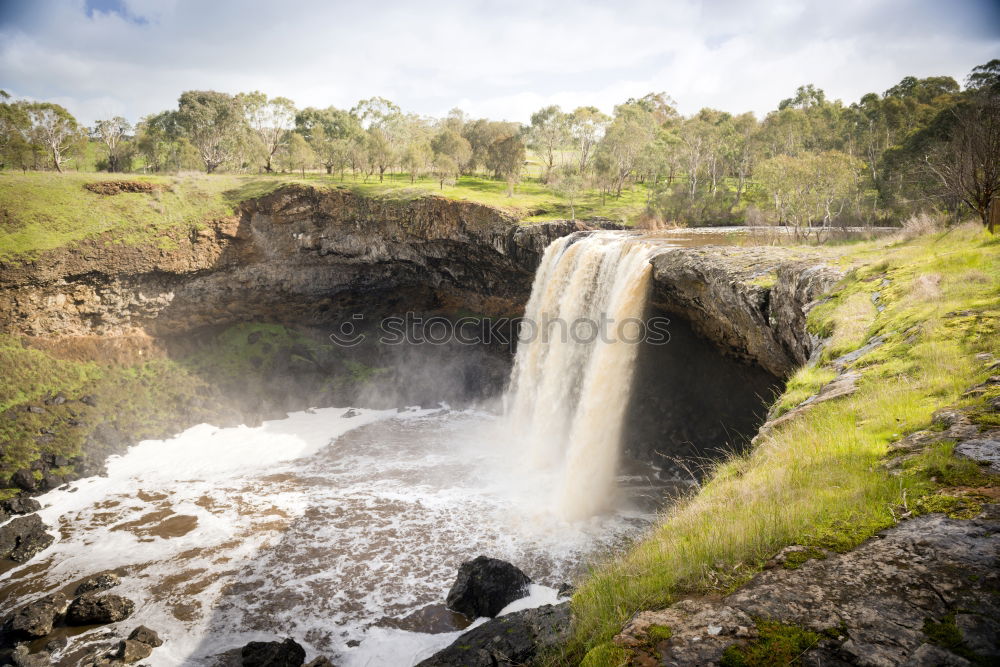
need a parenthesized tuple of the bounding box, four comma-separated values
(0, 170, 658, 261)
(720, 621, 821, 667)
(0, 171, 294, 260)
(568, 225, 1000, 663)
(770, 366, 838, 418)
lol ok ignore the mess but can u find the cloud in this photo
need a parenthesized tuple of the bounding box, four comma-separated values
(1, 0, 997, 126)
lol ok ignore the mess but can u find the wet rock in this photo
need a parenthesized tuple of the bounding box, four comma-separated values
(0, 496, 41, 516)
(11, 469, 36, 492)
(127, 625, 163, 647)
(340, 408, 360, 418)
(75, 573, 121, 596)
(43, 453, 69, 468)
(303, 658, 335, 667)
(556, 583, 575, 598)
(66, 594, 135, 625)
(6, 592, 68, 638)
(240, 637, 306, 666)
(446, 556, 531, 619)
(116, 639, 152, 664)
(43, 637, 67, 653)
(417, 602, 571, 667)
(9, 645, 52, 667)
(0, 514, 54, 562)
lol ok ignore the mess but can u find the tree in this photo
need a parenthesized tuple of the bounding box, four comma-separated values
(278, 132, 314, 176)
(967, 59, 1000, 94)
(92, 116, 133, 172)
(528, 105, 568, 180)
(296, 106, 361, 176)
(433, 153, 458, 190)
(924, 94, 1000, 231)
(567, 106, 610, 172)
(25, 102, 82, 172)
(596, 104, 657, 195)
(0, 98, 31, 171)
(549, 166, 585, 220)
(431, 128, 472, 172)
(175, 90, 247, 173)
(488, 133, 525, 196)
(756, 150, 862, 230)
(241, 92, 296, 173)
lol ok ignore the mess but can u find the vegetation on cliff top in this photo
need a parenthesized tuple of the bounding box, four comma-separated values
(567, 224, 999, 663)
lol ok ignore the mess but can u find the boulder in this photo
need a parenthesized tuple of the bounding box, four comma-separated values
(417, 603, 571, 667)
(66, 594, 135, 625)
(6, 592, 68, 638)
(116, 639, 152, 664)
(446, 556, 531, 619)
(10, 469, 36, 492)
(0, 497, 42, 515)
(0, 514, 54, 563)
(240, 637, 306, 666)
(304, 658, 335, 667)
(75, 573, 121, 596)
(127, 625, 163, 647)
(9, 645, 51, 667)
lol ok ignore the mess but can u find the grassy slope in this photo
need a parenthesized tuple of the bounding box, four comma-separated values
(0, 171, 653, 260)
(567, 225, 1000, 663)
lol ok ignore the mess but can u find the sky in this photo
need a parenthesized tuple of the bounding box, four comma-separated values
(0, 0, 998, 126)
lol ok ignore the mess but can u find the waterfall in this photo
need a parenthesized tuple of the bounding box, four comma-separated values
(505, 231, 655, 520)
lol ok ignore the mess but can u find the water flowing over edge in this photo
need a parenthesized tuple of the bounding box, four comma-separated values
(505, 231, 656, 520)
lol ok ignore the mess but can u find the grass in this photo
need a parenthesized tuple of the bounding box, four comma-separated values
(566, 224, 1000, 664)
(0, 171, 294, 260)
(0, 170, 658, 261)
(720, 621, 820, 667)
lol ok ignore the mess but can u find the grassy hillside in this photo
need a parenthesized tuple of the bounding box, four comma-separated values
(0, 171, 654, 261)
(567, 225, 1000, 664)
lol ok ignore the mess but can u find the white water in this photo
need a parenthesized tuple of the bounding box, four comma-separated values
(506, 232, 656, 519)
(3, 406, 667, 666)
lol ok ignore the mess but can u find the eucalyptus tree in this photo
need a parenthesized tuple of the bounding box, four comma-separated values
(756, 150, 862, 230)
(431, 127, 472, 173)
(92, 116, 133, 172)
(175, 90, 248, 173)
(0, 97, 31, 170)
(25, 102, 83, 172)
(567, 106, 610, 172)
(278, 132, 314, 176)
(595, 104, 657, 196)
(528, 105, 569, 180)
(297, 106, 361, 176)
(352, 96, 403, 181)
(241, 91, 296, 173)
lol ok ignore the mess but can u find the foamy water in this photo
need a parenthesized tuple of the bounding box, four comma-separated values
(2, 406, 670, 666)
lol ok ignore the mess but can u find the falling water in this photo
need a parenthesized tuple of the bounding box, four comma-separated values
(506, 232, 656, 520)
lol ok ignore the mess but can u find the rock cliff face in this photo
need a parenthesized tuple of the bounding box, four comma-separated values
(0, 185, 602, 340)
(648, 246, 843, 377)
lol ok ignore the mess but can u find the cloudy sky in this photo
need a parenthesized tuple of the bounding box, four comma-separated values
(1, 0, 997, 126)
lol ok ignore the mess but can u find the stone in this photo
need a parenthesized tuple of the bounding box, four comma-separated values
(954, 613, 1000, 659)
(613, 513, 999, 666)
(11, 469, 36, 492)
(340, 408, 360, 418)
(116, 639, 152, 664)
(954, 438, 1000, 474)
(417, 603, 571, 667)
(556, 582, 575, 598)
(66, 594, 136, 625)
(303, 658, 335, 667)
(43, 638, 67, 653)
(445, 556, 531, 619)
(0, 496, 42, 515)
(240, 637, 306, 666)
(9, 646, 52, 667)
(127, 625, 163, 647)
(0, 514, 54, 562)
(75, 573, 121, 596)
(7, 592, 68, 638)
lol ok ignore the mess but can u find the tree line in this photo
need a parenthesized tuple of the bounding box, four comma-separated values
(1, 58, 997, 229)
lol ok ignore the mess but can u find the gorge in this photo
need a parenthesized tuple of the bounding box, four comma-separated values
(2, 184, 996, 667)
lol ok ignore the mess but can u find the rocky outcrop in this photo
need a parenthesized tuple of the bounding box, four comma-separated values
(615, 509, 1000, 666)
(65, 593, 135, 625)
(445, 556, 532, 619)
(0, 514, 53, 563)
(417, 602, 572, 667)
(649, 246, 843, 377)
(239, 637, 306, 667)
(0, 185, 612, 340)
